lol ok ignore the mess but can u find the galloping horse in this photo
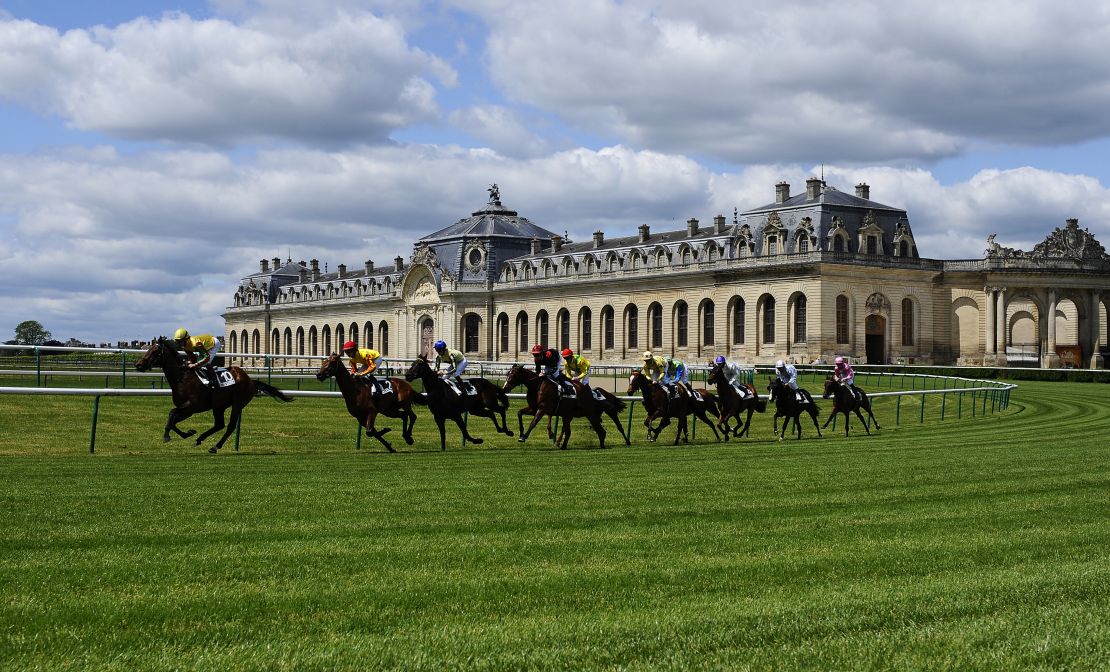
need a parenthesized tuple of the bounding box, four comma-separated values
(404, 354, 511, 450)
(822, 376, 880, 436)
(767, 378, 821, 440)
(627, 371, 689, 444)
(316, 353, 423, 452)
(707, 361, 767, 439)
(502, 365, 629, 449)
(134, 336, 293, 453)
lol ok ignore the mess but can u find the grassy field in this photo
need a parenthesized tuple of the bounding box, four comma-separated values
(1, 378, 1108, 670)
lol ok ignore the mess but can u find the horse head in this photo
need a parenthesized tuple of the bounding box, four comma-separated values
(316, 353, 343, 382)
(404, 354, 429, 382)
(626, 371, 645, 395)
(503, 363, 529, 391)
(767, 377, 782, 401)
(822, 375, 836, 399)
(707, 362, 722, 385)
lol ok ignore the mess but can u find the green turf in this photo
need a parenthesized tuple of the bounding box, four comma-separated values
(1, 379, 1108, 670)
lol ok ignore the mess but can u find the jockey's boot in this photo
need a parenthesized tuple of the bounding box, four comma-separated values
(204, 364, 219, 389)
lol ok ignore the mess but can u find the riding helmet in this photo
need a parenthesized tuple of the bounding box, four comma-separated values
(642, 350, 653, 360)
(342, 340, 357, 351)
(834, 356, 845, 365)
(561, 348, 573, 358)
(714, 355, 726, 365)
(775, 359, 785, 369)
(531, 344, 544, 355)
(173, 328, 189, 341)
(434, 340, 447, 350)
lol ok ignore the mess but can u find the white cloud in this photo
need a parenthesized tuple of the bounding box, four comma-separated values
(448, 105, 550, 158)
(0, 11, 454, 146)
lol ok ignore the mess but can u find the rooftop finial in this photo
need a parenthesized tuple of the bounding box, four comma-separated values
(733, 206, 738, 225)
(488, 183, 500, 205)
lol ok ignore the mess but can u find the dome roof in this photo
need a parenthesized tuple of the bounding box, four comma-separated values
(419, 187, 557, 242)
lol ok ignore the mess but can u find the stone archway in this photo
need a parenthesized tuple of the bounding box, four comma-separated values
(865, 314, 887, 364)
(419, 317, 435, 357)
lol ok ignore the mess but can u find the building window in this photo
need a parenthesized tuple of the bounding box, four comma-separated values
(767, 236, 777, 255)
(867, 236, 878, 254)
(537, 310, 549, 347)
(900, 240, 910, 257)
(364, 322, 373, 348)
(676, 301, 688, 347)
(378, 321, 389, 355)
(336, 324, 344, 350)
(833, 235, 845, 252)
(322, 325, 331, 354)
(464, 314, 480, 353)
(793, 295, 807, 343)
(517, 311, 529, 352)
(602, 306, 614, 350)
(296, 327, 304, 355)
(702, 301, 715, 346)
(498, 313, 509, 354)
(252, 329, 261, 354)
(902, 298, 915, 346)
(762, 296, 775, 343)
(558, 309, 570, 350)
(349, 323, 358, 346)
(580, 308, 592, 351)
(627, 305, 639, 349)
(798, 237, 809, 253)
(309, 327, 317, 356)
(836, 295, 849, 344)
(649, 303, 663, 349)
(732, 298, 745, 345)
(284, 328, 292, 354)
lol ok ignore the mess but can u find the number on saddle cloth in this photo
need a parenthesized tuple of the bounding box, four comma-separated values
(591, 387, 607, 402)
(195, 366, 235, 388)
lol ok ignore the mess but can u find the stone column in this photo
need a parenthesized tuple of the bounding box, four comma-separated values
(1045, 288, 1060, 368)
(1090, 291, 1104, 369)
(984, 286, 997, 363)
(995, 286, 1007, 365)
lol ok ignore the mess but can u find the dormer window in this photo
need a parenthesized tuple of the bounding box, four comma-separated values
(833, 236, 845, 252)
(798, 237, 809, 253)
(867, 236, 878, 255)
(767, 236, 778, 255)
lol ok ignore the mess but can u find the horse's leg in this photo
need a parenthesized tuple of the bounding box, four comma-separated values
(365, 409, 395, 452)
(164, 406, 197, 441)
(455, 413, 484, 445)
(587, 413, 607, 449)
(435, 415, 448, 451)
(810, 408, 822, 437)
(852, 407, 870, 435)
(698, 409, 721, 442)
(194, 407, 226, 446)
(822, 407, 836, 429)
(403, 406, 416, 445)
(211, 406, 243, 453)
(558, 416, 572, 450)
(519, 409, 545, 443)
(865, 402, 881, 430)
(605, 409, 631, 445)
(673, 414, 687, 445)
(739, 407, 754, 438)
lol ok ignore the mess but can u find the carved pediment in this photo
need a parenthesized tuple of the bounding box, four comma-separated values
(1031, 219, 1109, 261)
(865, 292, 890, 312)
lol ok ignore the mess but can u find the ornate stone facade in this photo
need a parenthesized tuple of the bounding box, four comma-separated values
(223, 181, 1110, 369)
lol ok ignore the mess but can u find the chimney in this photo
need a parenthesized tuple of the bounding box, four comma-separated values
(310, 259, 320, 281)
(806, 177, 823, 200)
(298, 268, 307, 283)
(713, 214, 727, 234)
(272, 257, 281, 270)
(260, 259, 269, 273)
(337, 264, 346, 278)
(686, 218, 699, 237)
(551, 235, 563, 252)
(592, 230, 604, 248)
(394, 256, 404, 272)
(855, 182, 870, 200)
(530, 237, 542, 255)
(775, 181, 791, 204)
(638, 224, 650, 243)
(364, 259, 374, 274)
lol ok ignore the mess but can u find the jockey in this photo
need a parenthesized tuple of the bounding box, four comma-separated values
(532, 344, 562, 380)
(833, 356, 855, 387)
(714, 355, 751, 398)
(342, 340, 382, 381)
(662, 355, 689, 398)
(561, 348, 590, 387)
(775, 359, 799, 390)
(174, 328, 220, 388)
(641, 350, 665, 382)
(432, 340, 467, 382)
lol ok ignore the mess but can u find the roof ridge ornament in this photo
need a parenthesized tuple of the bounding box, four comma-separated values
(488, 183, 501, 206)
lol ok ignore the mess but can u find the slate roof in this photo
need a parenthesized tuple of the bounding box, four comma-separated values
(746, 187, 902, 214)
(514, 226, 730, 260)
(419, 201, 558, 242)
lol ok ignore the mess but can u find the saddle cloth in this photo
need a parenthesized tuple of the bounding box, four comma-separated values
(688, 388, 703, 402)
(355, 376, 394, 397)
(446, 378, 478, 396)
(591, 387, 608, 402)
(194, 367, 235, 388)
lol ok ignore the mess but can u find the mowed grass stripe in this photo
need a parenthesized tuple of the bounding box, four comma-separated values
(1, 380, 1108, 669)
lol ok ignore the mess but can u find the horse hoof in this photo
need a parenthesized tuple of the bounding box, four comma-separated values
(163, 436, 172, 443)
(386, 446, 396, 453)
(404, 435, 414, 446)
(208, 447, 218, 454)
(505, 430, 514, 437)
(195, 439, 203, 447)
(184, 430, 196, 438)
(517, 437, 526, 443)
(472, 438, 485, 445)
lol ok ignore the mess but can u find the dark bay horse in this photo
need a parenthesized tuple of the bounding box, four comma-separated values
(707, 361, 767, 439)
(502, 365, 629, 449)
(767, 378, 821, 440)
(822, 376, 880, 436)
(627, 371, 689, 444)
(404, 354, 511, 450)
(316, 354, 424, 452)
(134, 336, 292, 453)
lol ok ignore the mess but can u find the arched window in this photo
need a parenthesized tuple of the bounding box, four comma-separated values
(579, 307, 592, 351)
(833, 235, 845, 253)
(732, 298, 745, 345)
(836, 295, 849, 344)
(649, 303, 663, 349)
(322, 325, 331, 354)
(626, 304, 639, 349)
(240, 330, 248, 356)
(229, 331, 238, 355)
(793, 295, 807, 343)
(602, 306, 614, 350)
(702, 300, 715, 346)
(336, 324, 345, 349)
(797, 237, 809, 253)
(252, 329, 260, 354)
(557, 309, 570, 350)
(517, 311, 529, 353)
(497, 313, 509, 354)
(899, 240, 910, 257)
(309, 326, 318, 356)
(349, 323, 358, 346)
(364, 321, 373, 348)
(378, 321, 389, 356)
(762, 296, 776, 344)
(296, 327, 305, 356)
(271, 328, 281, 354)
(902, 298, 915, 346)
(676, 301, 689, 347)
(537, 310, 549, 347)
(464, 314, 480, 353)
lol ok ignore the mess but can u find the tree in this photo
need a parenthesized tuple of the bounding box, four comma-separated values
(14, 320, 52, 346)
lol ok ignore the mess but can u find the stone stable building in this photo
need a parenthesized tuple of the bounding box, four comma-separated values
(223, 181, 1110, 369)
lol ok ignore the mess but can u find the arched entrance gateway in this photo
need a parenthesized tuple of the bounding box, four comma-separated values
(224, 186, 1110, 369)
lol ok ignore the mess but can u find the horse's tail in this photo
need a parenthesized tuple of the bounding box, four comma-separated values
(494, 386, 510, 412)
(255, 381, 294, 403)
(756, 399, 768, 413)
(603, 390, 627, 413)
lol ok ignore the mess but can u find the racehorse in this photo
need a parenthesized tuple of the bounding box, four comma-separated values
(315, 353, 424, 452)
(627, 371, 690, 444)
(706, 361, 767, 439)
(822, 376, 881, 436)
(767, 377, 822, 440)
(502, 364, 629, 449)
(134, 336, 293, 453)
(404, 354, 512, 450)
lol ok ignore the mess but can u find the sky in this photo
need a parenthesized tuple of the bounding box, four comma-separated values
(2, 0, 1110, 344)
